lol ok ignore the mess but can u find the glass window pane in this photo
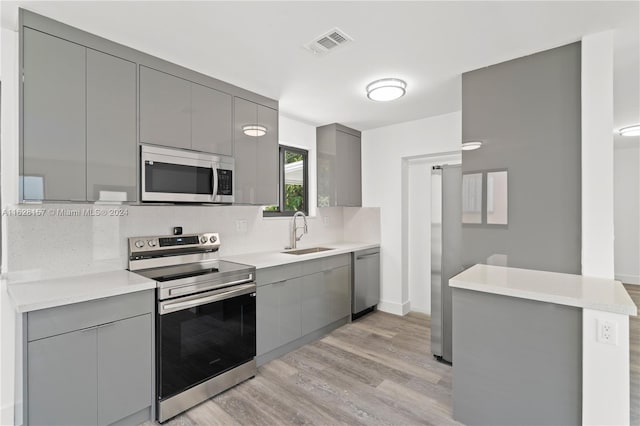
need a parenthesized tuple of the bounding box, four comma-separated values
(487, 171, 508, 225)
(283, 149, 305, 212)
(462, 173, 482, 224)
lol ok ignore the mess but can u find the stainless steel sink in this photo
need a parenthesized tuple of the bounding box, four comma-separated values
(282, 247, 334, 255)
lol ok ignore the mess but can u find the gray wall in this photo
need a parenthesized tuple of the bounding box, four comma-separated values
(461, 43, 581, 274)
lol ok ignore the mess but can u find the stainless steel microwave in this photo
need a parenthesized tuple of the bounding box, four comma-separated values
(141, 145, 234, 203)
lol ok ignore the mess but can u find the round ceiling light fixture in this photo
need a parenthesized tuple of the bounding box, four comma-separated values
(619, 124, 640, 137)
(366, 78, 407, 102)
(462, 141, 483, 151)
(242, 124, 267, 137)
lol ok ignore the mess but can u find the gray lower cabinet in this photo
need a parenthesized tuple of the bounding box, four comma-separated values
(25, 291, 153, 426)
(23, 27, 86, 201)
(234, 97, 279, 205)
(86, 49, 137, 202)
(28, 327, 98, 426)
(256, 255, 351, 359)
(22, 28, 137, 202)
(316, 124, 362, 207)
(256, 278, 302, 355)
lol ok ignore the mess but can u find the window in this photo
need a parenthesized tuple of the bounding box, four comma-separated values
(263, 145, 309, 216)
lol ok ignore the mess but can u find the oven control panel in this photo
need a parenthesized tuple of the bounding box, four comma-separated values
(129, 232, 220, 254)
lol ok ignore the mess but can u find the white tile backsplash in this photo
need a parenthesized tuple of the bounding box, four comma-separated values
(5, 204, 374, 282)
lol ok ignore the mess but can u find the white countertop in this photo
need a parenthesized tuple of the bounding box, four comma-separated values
(449, 264, 637, 316)
(221, 241, 380, 269)
(7, 270, 157, 313)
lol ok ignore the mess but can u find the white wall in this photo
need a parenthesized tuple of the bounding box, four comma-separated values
(614, 142, 640, 284)
(581, 31, 615, 279)
(278, 114, 318, 217)
(362, 111, 461, 315)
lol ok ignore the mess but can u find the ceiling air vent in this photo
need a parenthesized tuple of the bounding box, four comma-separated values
(304, 28, 353, 56)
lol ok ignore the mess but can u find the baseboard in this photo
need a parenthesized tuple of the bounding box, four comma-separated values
(377, 300, 411, 316)
(616, 273, 640, 285)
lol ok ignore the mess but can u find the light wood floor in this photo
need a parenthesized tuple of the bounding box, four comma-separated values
(147, 311, 459, 426)
(624, 283, 640, 424)
(144, 288, 640, 425)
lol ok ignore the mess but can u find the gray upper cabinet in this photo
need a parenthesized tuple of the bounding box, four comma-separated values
(86, 49, 137, 202)
(23, 28, 86, 201)
(191, 83, 233, 156)
(139, 66, 191, 150)
(140, 67, 234, 156)
(22, 28, 137, 203)
(317, 123, 362, 207)
(234, 97, 279, 205)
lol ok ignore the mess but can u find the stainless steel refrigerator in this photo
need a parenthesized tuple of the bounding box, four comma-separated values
(430, 164, 462, 364)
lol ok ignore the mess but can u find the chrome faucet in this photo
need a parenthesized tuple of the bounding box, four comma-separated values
(289, 211, 308, 249)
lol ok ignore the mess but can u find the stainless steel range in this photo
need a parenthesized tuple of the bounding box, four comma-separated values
(128, 232, 256, 423)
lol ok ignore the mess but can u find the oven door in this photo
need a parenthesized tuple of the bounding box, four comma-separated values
(141, 145, 216, 203)
(157, 283, 256, 401)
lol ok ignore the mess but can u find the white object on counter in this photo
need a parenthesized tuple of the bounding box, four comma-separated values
(221, 241, 380, 269)
(7, 270, 156, 313)
(449, 264, 636, 316)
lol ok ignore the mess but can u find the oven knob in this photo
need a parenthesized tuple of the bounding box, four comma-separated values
(147, 240, 157, 247)
(210, 235, 217, 243)
(200, 236, 208, 244)
(134, 240, 145, 249)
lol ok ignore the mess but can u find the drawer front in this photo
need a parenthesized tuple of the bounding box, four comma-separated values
(28, 290, 154, 341)
(256, 263, 303, 287)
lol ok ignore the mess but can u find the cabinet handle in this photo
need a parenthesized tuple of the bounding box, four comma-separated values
(80, 322, 116, 333)
(356, 253, 379, 260)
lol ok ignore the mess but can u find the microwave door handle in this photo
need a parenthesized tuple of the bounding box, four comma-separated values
(212, 166, 219, 199)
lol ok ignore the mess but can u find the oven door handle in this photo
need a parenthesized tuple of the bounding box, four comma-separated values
(160, 283, 256, 314)
(168, 274, 254, 297)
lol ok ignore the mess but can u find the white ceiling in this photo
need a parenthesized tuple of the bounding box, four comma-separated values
(2, 1, 639, 133)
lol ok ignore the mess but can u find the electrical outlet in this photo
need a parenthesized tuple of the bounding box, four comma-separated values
(597, 319, 618, 345)
(323, 216, 329, 225)
(235, 220, 248, 233)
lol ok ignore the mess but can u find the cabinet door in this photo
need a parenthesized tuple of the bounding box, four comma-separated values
(234, 98, 279, 205)
(300, 272, 326, 335)
(326, 265, 351, 323)
(255, 104, 279, 205)
(256, 281, 280, 355)
(280, 278, 302, 344)
(97, 314, 152, 426)
(336, 130, 362, 206)
(191, 83, 233, 155)
(86, 49, 137, 202)
(139, 66, 191, 149)
(233, 97, 258, 204)
(257, 279, 302, 356)
(28, 329, 97, 426)
(23, 28, 86, 201)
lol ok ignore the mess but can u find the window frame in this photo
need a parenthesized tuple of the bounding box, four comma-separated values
(263, 145, 309, 217)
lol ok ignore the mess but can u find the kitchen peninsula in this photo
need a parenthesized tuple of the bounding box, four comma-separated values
(450, 264, 637, 426)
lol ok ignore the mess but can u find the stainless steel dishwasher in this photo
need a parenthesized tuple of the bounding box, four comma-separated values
(352, 247, 380, 319)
